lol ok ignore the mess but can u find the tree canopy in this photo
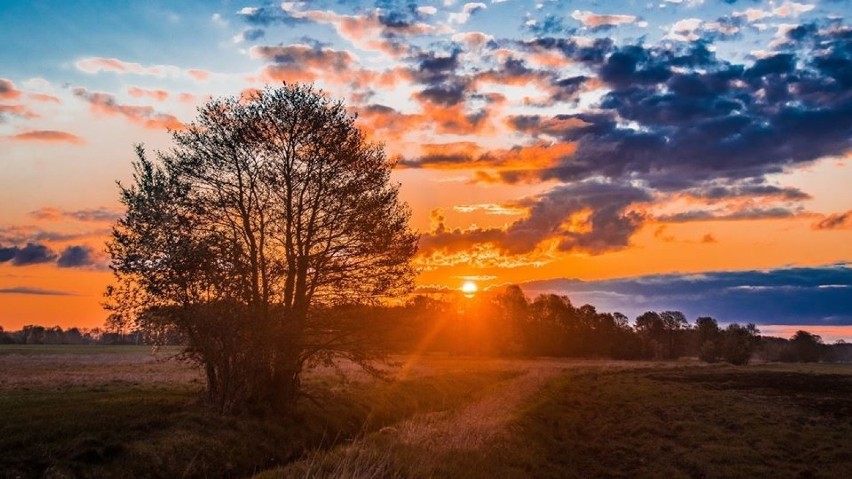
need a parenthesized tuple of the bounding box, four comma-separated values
(106, 84, 418, 413)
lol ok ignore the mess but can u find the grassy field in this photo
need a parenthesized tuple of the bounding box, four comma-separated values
(1, 346, 851, 478)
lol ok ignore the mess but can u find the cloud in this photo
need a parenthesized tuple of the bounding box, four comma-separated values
(813, 210, 852, 230)
(521, 264, 852, 326)
(511, 30, 852, 194)
(72, 87, 184, 130)
(75, 57, 212, 82)
(127, 87, 169, 102)
(401, 141, 578, 179)
(0, 78, 22, 100)
(237, 5, 305, 26)
(419, 181, 651, 257)
(30, 206, 122, 223)
(0, 287, 75, 296)
(187, 69, 210, 81)
(449, 2, 487, 25)
(270, 5, 442, 57)
(0, 243, 57, 266)
(453, 203, 526, 215)
(234, 28, 265, 43)
(28, 93, 61, 104)
(57, 245, 96, 268)
(6, 130, 84, 144)
(571, 10, 638, 29)
(666, 18, 704, 41)
(75, 57, 167, 76)
(734, 2, 815, 23)
(0, 78, 39, 123)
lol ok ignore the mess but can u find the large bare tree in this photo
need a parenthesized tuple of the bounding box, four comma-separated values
(106, 84, 418, 413)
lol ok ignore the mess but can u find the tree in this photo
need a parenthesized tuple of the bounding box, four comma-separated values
(789, 330, 824, 362)
(106, 84, 418, 413)
(695, 316, 722, 363)
(720, 323, 760, 365)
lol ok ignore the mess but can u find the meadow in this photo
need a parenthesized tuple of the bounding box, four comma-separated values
(1, 345, 851, 478)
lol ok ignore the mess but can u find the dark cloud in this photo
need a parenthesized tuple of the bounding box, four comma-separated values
(238, 5, 304, 26)
(512, 28, 852, 192)
(251, 44, 353, 71)
(57, 245, 96, 268)
(521, 264, 852, 326)
(415, 83, 468, 106)
(0, 243, 57, 266)
(686, 184, 811, 201)
(0, 78, 22, 100)
(29, 206, 122, 223)
(241, 28, 266, 41)
(813, 210, 852, 230)
(0, 287, 75, 296)
(658, 206, 800, 223)
(419, 182, 651, 256)
(525, 14, 574, 36)
(411, 49, 462, 85)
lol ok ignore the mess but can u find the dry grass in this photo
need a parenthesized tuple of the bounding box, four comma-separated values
(259, 358, 669, 478)
(0, 346, 200, 390)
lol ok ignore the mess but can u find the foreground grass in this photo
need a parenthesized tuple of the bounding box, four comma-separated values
(0, 346, 518, 478)
(4, 346, 851, 478)
(487, 363, 852, 479)
(258, 363, 852, 478)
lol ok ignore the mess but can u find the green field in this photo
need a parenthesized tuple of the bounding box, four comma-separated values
(1, 346, 851, 478)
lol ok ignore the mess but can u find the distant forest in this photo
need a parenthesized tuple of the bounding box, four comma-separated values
(3, 286, 851, 364)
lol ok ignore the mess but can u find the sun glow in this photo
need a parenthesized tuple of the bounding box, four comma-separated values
(461, 281, 478, 294)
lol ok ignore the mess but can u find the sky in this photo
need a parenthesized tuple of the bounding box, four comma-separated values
(1, 0, 851, 338)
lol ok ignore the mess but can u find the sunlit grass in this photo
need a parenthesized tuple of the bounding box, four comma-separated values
(3, 346, 852, 478)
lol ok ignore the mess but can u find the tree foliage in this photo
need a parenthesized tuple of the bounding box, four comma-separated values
(106, 84, 417, 413)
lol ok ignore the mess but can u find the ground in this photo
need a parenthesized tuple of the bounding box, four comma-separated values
(1, 346, 851, 478)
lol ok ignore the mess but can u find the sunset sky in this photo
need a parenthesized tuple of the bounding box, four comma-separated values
(1, 0, 850, 338)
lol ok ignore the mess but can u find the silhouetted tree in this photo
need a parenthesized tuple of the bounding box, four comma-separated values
(696, 316, 722, 363)
(106, 84, 417, 413)
(720, 323, 760, 365)
(789, 330, 824, 362)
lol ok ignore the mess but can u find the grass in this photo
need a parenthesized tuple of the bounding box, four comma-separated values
(257, 362, 852, 479)
(3, 346, 852, 478)
(0, 346, 519, 478)
(480, 363, 852, 479)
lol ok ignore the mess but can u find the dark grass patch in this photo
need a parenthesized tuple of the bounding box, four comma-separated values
(479, 366, 852, 479)
(0, 369, 515, 479)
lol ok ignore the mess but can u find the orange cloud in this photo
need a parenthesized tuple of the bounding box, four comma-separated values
(127, 87, 169, 102)
(75, 57, 165, 76)
(72, 88, 184, 131)
(0, 104, 39, 120)
(187, 69, 211, 81)
(28, 93, 61, 104)
(571, 10, 638, 27)
(7, 130, 84, 145)
(813, 210, 852, 230)
(404, 141, 577, 180)
(286, 7, 440, 57)
(0, 78, 22, 100)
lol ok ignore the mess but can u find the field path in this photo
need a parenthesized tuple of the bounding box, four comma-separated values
(392, 360, 564, 452)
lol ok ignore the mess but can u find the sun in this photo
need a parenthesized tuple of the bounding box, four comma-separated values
(461, 281, 478, 294)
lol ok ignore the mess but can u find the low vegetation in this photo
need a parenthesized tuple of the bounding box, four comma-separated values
(2, 346, 851, 478)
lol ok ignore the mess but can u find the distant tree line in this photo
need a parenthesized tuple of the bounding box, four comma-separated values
(4, 286, 850, 364)
(357, 286, 852, 365)
(0, 324, 179, 346)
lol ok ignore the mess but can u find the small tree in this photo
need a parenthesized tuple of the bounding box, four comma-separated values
(789, 330, 824, 362)
(720, 323, 760, 365)
(107, 84, 417, 413)
(696, 316, 722, 363)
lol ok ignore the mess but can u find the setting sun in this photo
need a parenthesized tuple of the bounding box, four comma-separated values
(461, 281, 478, 294)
